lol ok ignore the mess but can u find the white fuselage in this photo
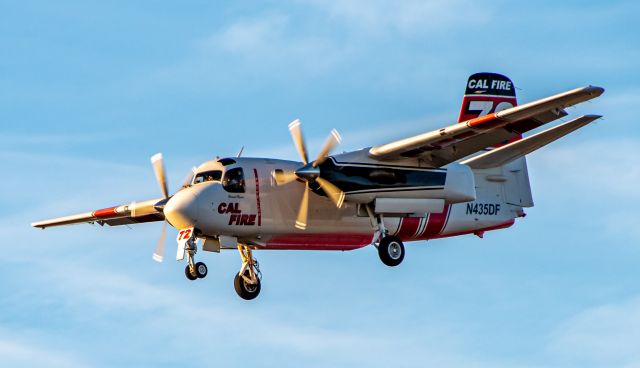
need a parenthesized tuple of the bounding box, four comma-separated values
(163, 155, 526, 251)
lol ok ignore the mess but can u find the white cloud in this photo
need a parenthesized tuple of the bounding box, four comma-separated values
(27, 260, 491, 367)
(530, 137, 640, 201)
(142, 0, 495, 94)
(0, 336, 87, 368)
(547, 296, 640, 366)
(209, 13, 350, 75)
(302, 0, 491, 34)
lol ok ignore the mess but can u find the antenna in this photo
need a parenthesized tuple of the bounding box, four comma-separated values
(236, 146, 245, 158)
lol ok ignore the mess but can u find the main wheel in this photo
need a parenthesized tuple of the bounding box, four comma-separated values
(233, 271, 261, 300)
(195, 262, 208, 278)
(378, 235, 405, 267)
(185, 265, 198, 280)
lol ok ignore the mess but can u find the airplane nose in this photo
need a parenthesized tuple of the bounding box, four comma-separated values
(164, 188, 201, 229)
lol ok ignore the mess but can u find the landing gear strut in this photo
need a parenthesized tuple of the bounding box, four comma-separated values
(366, 205, 406, 267)
(183, 236, 208, 281)
(234, 245, 261, 300)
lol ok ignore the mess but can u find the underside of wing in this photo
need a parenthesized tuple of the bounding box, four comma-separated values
(31, 198, 165, 229)
(461, 114, 601, 169)
(368, 85, 604, 167)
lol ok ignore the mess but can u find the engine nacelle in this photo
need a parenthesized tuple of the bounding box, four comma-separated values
(320, 157, 476, 205)
(442, 162, 476, 203)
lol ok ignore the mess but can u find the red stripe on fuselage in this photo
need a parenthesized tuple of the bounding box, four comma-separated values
(253, 168, 262, 226)
(419, 204, 451, 239)
(429, 219, 515, 239)
(396, 217, 420, 240)
(266, 233, 372, 251)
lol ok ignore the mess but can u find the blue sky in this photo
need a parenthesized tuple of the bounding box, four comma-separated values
(1, 1, 639, 367)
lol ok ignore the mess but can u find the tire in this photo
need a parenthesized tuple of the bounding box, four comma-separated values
(185, 265, 198, 281)
(378, 236, 405, 267)
(233, 271, 261, 300)
(195, 262, 208, 278)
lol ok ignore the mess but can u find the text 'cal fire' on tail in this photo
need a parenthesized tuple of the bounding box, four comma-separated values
(458, 72, 518, 123)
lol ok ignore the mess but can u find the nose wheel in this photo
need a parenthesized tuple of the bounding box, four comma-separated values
(182, 235, 208, 281)
(235, 245, 262, 300)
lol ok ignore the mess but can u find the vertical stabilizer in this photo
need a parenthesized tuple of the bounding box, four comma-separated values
(460, 72, 533, 208)
(458, 72, 518, 123)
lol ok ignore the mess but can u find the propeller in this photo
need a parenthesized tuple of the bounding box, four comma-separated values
(152, 221, 167, 262)
(278, 119, 345, 230)
(151, 153, 169, 199)
(149, 154, 195, 262)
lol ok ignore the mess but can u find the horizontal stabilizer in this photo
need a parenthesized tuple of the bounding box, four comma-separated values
(461, 115, 601, 169)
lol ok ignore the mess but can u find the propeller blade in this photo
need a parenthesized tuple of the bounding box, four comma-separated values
(313, 129, 342, 167)
(288, 119, 309, 165)
(295, 183, 310, 230)
(316, 177, 345, 208)
(151, 153, 169, 199)
(152, 221, 168, 262)
(272, 170, 299, 185)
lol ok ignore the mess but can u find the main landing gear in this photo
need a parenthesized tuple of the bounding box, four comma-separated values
(367, 207, 405, 267)
(234, 245, 262, 300)
(378, 235, 405, 267)
(178, 232, 262, 300)
(184, 236, 208, 281)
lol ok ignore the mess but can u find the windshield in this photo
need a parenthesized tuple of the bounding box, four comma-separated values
(193, 170, 222, 184)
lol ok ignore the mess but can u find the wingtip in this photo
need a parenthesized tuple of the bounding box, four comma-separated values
(583, 114, 603, 121)
(587, 85, 605, 96)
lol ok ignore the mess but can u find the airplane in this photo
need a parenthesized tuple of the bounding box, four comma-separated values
(32, 73, 604, 300)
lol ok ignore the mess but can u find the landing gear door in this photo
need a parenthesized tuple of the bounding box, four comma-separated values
(175, 228, 194, 261)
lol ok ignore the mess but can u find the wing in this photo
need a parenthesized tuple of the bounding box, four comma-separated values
(461, 114, 601, 169)
(31, 198, 165, 229)
(368, 86, 604, 167)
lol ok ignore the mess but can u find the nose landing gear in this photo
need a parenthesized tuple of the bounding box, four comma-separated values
(183, 235, 208, 281)
(234, 245, 261, 300)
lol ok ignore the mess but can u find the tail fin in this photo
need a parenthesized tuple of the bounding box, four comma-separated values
(458, 72, 518, 123)
(461, 73, 533, 208)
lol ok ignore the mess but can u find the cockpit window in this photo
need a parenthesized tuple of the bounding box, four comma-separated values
(218, 158, 236, 166)
(222, 168, 245, 193)
(193, 170, 222, 184)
